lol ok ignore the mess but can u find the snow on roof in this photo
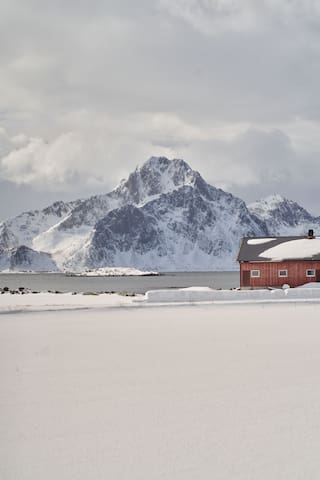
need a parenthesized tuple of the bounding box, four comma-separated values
(259, 238, 320, 261)
(247, 238, 275, 245)
(237, 236, 320, 262)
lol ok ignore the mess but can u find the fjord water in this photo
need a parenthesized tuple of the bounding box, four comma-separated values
(0, 271, 239, 294)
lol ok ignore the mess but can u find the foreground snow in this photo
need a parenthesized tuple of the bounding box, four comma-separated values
(1, 303, 320, 479)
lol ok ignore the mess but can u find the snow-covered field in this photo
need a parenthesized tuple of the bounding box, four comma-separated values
(1, 300, 320, 479)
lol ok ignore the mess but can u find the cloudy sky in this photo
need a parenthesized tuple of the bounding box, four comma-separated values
(1, 0, 320, 221)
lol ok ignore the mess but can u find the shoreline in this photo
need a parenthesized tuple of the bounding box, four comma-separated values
(1, 285, 320, 313)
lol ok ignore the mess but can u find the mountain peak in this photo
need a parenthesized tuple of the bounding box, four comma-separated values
(136, 156, 196, 181)
(115, 156, 201, 205)
(140, 156, 191, 172)
(263, 194, 287, 204)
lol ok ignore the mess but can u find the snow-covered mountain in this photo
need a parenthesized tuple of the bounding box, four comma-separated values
(0, 157, 318, 272)
(248, 194, 320, 235)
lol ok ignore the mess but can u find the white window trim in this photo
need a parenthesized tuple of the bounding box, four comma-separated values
(250, 270, 260, 278)
(278, 270, 288, 277)
(306, 269, 316, 277)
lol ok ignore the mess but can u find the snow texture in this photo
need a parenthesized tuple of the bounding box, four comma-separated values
(2, 303, 320, 479)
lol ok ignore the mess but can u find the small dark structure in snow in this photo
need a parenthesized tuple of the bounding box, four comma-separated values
(237, 230, 320, 288)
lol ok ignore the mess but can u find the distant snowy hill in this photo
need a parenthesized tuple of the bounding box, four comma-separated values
(248, 194, 320, 235)
(0, 157, 318, 272)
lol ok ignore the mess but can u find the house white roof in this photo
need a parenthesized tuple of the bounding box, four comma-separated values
(238, 236, 320, 262)
(259, 238, 320, 261)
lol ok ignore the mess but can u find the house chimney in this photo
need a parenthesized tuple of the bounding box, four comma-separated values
(308, 229, 314, 239)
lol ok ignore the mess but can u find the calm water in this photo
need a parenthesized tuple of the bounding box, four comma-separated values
(0, 271, 239, 294)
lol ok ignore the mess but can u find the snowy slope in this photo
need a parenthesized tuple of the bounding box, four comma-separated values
(0, 200, 81, 249)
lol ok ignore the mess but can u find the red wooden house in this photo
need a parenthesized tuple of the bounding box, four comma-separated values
(237, 230, 320, 288)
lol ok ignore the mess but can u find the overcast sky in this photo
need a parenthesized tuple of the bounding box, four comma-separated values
(1, 0, 320, 221)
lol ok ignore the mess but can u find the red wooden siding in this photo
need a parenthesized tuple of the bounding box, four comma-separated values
(240, 261, 320, 288)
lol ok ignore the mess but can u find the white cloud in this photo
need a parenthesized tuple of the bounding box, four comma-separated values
(0, 115, 188, 191)
(0, 111, 255, 194)
(1, 119, 319, 216)
(0, 127, 23, 157)
(0, 111, 320, 217)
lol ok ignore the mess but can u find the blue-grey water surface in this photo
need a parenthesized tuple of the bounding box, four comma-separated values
(0, 271, 239, 294)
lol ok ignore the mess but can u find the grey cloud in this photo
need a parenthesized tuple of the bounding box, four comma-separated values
(1, 0, 320, 125)
(0, 180, 85, 222)
(186, 128, 320, 215)
(1, 0, 320, 219)
(158, 0, 320, 34)
(1, 123, 319, 215)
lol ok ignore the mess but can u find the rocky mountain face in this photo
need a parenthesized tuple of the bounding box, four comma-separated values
(0, 157, 318, 272)
(85, 173, 266, 271)
(0, 245, 58, 272)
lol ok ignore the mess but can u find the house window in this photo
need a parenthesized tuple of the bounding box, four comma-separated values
(250, 270, 260, 278)
(278, 270, 288, 277)
(306, 269, 315, 277)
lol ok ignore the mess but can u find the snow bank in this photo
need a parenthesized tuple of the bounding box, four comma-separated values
(0, 270, 40, 274)
(0, 292, 138, 313)
(68, 267, 159, 276)
(145, 286, 320, 304)
(297, 282, 320, 289)
(284, 288, 320, 300)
